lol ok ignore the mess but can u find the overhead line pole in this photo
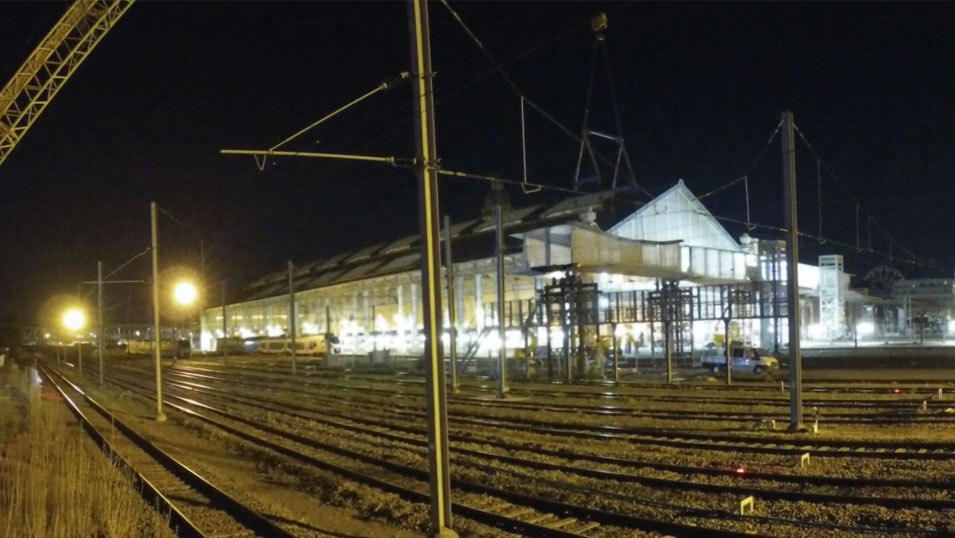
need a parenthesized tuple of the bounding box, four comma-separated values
(288, 260, 297, 376)
(221, 280, 227, 358)
(443, 215, 459, 392)
(495, 205, 509, 398)
(781, 111, 803, 431)
(97, 261, 104, 385)
(151, 201, 166, 422)
(408, 0, 455, 536)
(79, 275, 145, 384)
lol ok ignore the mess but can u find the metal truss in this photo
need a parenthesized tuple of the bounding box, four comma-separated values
(0, 0, 134, 167)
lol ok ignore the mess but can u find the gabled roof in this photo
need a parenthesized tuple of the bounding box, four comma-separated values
(473, 205, 542, 233)
(237, 194, 602, 302)
(608, 180, 741, 252)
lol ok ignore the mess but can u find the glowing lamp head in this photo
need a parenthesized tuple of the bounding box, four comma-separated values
(62, 309, 85, 331)
(173, 281, 198, 306)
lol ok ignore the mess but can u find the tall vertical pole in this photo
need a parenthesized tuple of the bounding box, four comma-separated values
(288, 260, 297, 375)
(723, 317, 732, 385)
(663, 281, 673, 384)
(371, 305, 377, 352)
(443, 215, 459, 392)
(151, 201, 166, 422)
(325, 304, 331, 339)
(664, 320, 672, 384)
(221, 280, 227, 357)
(495, 205, 508, 398)
(97, 261, 104, 385)
(408, 1, 455, 535)
(781, 111, 803, 430)
(611, 322, 619, 382)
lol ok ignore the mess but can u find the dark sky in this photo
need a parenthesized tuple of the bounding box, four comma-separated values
(1, 1, 952, 325)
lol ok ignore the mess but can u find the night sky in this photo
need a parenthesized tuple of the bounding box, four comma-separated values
(0, 1, 952, 326)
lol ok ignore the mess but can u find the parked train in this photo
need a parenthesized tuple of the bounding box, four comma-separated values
(215, 334, 339, 356)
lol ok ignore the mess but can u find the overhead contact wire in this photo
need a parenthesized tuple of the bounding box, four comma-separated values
(439, 0, 644, 196)
(696, 118, 783, 200)
(794, 123, 927, 265)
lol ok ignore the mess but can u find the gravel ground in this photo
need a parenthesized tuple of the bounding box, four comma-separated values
(108, 360, 955, 537)
(150, 362, 955, 481)
(149, 374, 955, 538)
(59, 367, 432, 538)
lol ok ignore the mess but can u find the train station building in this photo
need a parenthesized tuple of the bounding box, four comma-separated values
(199, 180, 954, 365)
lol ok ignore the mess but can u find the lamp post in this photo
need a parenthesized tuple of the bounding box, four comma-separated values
(151, 201, 165, 422)
(151, 200, 202, 422)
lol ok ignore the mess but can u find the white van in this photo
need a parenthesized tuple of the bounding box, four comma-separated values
(701, 346, 779, 374)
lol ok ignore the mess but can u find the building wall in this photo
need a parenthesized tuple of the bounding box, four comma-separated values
(200, 254, 537, 354)
(201, 183, 865, 356)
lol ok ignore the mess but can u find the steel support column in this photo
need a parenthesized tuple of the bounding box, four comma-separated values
(150, 201, 166, 422)
(408, 0, 455, 533)
(781, 110, 803, 430)
(443, 215, 459, 391)
(288, 261, 297, 375)
(495, 205, 508, 398)
(97, 260, 104, 385)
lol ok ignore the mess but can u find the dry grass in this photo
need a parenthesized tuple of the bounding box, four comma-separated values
(0, 364, 173, 538)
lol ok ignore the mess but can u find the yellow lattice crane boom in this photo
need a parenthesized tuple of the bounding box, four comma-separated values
(0, 0, 134, 168)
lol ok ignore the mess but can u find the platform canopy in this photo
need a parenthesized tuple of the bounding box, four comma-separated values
(521, 217, 754, 284)
(522, 223, 684, 279)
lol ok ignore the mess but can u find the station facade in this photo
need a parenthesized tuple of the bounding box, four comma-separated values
(199, 181, 954, 363)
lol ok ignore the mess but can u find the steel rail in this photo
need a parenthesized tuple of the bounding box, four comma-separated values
(98, 369, 788, 538)
(157, 374, 955, 487)
(167, 367, 954, 423)
(104, 369, 955, 537)
(151, 372, 955, 511)
(170, 363, 951, 409)
(40, 364, 300, 538)
(155, 367, 955, 456)
(38, 365, 216, 538)
(352, 370, 954, 395)
(207, 361, 955, 394)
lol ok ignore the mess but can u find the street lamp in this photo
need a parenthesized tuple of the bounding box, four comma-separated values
(62, 307, 86, 373)
(63, 308, 85, 331)
(173, 281, 198, 306)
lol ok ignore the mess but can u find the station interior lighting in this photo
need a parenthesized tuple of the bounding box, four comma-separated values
(808, 323, 826, 340)
(173, 281, 198, 306)
(62, 308, 86, 332)
(855, 321, 875, 337)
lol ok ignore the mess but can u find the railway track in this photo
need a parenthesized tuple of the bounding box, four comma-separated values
(99, 368, 955, 538)
(92, 368, 789, 538)
(200, 360, 955, 395)
(157, 366, 955, 447)
(150, 371, 955, 511)
(37, 363, 303, 538)
(172, 363, 955, 413)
